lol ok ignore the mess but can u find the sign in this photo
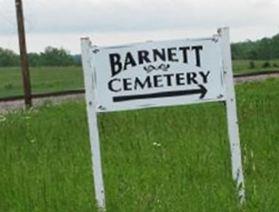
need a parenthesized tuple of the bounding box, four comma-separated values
(91, 37, 225, 112)
(81, 28, 245, 211)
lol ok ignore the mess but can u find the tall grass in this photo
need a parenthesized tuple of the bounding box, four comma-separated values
(0, 78, 278, 211)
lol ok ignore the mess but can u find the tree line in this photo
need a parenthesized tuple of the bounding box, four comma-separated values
(0, 46, 81, 67)
(231, 33, 279, 60)
(0, 33, 279, 67)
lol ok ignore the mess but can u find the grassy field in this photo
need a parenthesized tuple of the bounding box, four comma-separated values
(0, 66, 83, 98)
(0, 59, 278, 98)
(0, 78, 278, 211)
(233, 59, 279, 74)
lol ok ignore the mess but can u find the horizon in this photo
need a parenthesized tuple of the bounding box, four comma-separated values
(0, 0, 278, 54)
(0, 28, 278, 54)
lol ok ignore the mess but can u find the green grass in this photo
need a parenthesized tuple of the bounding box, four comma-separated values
(0, 66, 83, 98)
(0, 60, 278, 98)
(233, 59, 279, 74)
(0, 78, 278, 211)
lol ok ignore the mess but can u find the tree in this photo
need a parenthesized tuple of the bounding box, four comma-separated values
(28, 52, 41, 66)
(40, 47, 76, 66)
(0, 48, 19, 66)
(231, 33, 279, 60)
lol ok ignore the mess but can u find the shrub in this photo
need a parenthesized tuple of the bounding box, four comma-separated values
(4, 83, 13, 90)
(262, 61, 271, 68)
(249, 61, 255, 69)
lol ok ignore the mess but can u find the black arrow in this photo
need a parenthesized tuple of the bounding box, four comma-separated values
(113, 84, 207, 102)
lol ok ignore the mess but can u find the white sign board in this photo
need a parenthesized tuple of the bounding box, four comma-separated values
(91, 37, 225, 112)
(81, 28, 245, 211)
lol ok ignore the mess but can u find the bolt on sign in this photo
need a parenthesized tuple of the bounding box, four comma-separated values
(81, 28, 245, 211)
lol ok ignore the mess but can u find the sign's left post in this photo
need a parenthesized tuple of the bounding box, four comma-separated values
(81, 38, 106, 211)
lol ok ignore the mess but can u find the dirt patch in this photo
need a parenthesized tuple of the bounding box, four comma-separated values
(0, 94, 84, 114)
(234, 72, 279, 83)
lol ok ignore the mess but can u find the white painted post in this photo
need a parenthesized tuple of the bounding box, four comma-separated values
(81, 38, 106, 211)
(219, 27, 245, 204)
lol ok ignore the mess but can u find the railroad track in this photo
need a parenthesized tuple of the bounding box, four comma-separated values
(0, 70, 278, 112)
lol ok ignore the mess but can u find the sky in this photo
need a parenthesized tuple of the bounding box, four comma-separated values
(0, 0, 278, 54)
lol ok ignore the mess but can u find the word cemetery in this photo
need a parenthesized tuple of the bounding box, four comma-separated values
(108, 71, 210, 94)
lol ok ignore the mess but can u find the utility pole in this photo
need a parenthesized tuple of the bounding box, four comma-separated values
(15, 0, 32, 108)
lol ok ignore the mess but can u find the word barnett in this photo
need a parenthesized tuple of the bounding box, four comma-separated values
(108, 45, 203, 77)
(81, 28, 245, 211)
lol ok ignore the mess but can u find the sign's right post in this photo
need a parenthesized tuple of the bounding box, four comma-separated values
(219, 27, 245, 204)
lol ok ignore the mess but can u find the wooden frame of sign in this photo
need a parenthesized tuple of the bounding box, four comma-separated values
(81, 27, 245, 211)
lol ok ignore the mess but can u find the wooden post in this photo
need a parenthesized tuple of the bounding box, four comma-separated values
(15, 0, 32, 108)
(81, 38, 106, 211)
(219, 27, 245, 204)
